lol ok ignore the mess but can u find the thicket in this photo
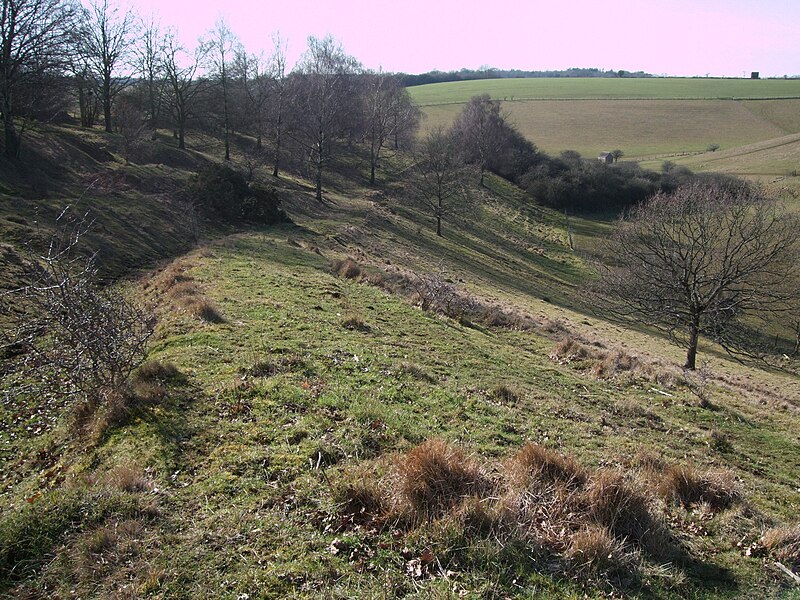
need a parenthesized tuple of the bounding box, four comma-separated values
(188, 164, 285, 224)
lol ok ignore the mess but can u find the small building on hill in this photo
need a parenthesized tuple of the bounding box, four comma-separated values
(598, 152, 613, 164)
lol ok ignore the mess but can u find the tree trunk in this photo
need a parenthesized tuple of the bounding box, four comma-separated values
(684, 314, 701, 370)
(103, 79, 113, 133)
(436, 196, 443, 237)
(272, 116, 282, 177)
(315, 165, 323, 201)
(479, 165, 485, 187)
(3, 103, 20, 159)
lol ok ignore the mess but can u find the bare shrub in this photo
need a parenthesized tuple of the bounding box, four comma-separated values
(409, 263, 477, 318)
(395, 439, 490, 520)
(659, 465, 740, 511)
(761, 524, 800, 566)
(1, 209, 155, 420)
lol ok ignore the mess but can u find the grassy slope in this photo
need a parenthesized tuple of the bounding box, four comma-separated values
(2, 131, 800, 598)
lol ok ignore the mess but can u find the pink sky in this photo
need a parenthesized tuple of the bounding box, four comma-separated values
(125, 0, 799, 77)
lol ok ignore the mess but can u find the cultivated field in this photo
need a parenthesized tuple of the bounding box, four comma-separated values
(411, 79, 800, 179)
(410, 77, 800, 105)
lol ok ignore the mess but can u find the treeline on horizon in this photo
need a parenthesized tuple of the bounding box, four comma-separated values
(0, 0, 721, 221)
(401, 67, 654, 87)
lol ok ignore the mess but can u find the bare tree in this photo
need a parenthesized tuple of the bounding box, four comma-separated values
(133, 15, 166, 133)
(1, 0, 76, 158)
(201, 18, 240, 161)
(162, 31, 204, 150)
(78, 0, 136, 133)
(390, 85, 421, 151)
(266, 34, 288, 177)
(410, 126, 466, 237)
(289, 35, 361, 201)
(232, 49, 270, 150)
(362, 71, 416, 185)
(611, 149, 624, 163)
(595, 180, 800, 369)
(451, 94, 507, 186)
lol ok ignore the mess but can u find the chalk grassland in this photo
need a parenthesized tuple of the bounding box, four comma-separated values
(409, 77, 800, 105)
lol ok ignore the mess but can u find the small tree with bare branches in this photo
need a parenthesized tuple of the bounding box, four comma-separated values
(410, 127, 466, 237)
(594, 180, 799, 369)
(1, 209, 154, 416)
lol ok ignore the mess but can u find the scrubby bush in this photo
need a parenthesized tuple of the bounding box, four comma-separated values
(188, 164, 285, 223)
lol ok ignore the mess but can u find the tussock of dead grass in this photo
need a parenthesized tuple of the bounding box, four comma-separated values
(331, 257, 363, 280)
(552, 336, 684, 387)
(397, 361, 436, 383)
(134, 361, 181, 384)
(184, 297, 225, 323)
(341, 313, 370, 331)
(490, 384, 521, 404)
(333, 439, 728, 583)
(104, 465, 153, 494)
(150, 260, 225, 324)
(760, 524, 800, 566)
(566, 525, 630, 574)
(659, 464, 741, 511)
(585, 470, 663, 553)
(394, 439, 491, 521)
(509, 442, 586, 488)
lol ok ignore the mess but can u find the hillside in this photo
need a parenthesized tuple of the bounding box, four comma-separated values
(1, 125, 800, 598)
(410, 79, 800, 191)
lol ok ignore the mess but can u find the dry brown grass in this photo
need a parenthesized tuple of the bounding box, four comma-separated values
(341, 314, 370, 331)
(183, 297, 225, 323)
(165, 281, 200, 300)
(509, 442, 587, 488)
(659, 465, 741, 511)
(395, 439, 491, 520)
(104, 465, 153, 494)
(134, 361, 181, 384)
(585, 470, 655, 548)
(331, 257, 363, 280)
(761, 524, 800, 566)
(565, 525, 629, 574)
(331, 440, 741, 582)
(490, 384, 521, 404)
(552, 336, 684, 388)
(398, 361, 436, 383)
